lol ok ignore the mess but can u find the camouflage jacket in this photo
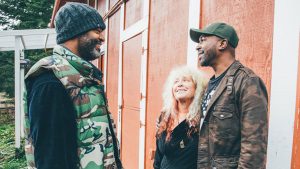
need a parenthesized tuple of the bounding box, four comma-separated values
(24, 45, 122, 169)
(197, 61, 268, 169)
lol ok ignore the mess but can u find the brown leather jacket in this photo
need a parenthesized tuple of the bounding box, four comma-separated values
(197, 61, 268, 169)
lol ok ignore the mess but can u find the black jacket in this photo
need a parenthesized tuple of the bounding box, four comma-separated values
(154, 120, 198, 169)
(26, 71, 79, 169)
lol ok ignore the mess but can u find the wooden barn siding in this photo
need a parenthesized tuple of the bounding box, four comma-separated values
(124, 0, 143, 29)
(200, 0, 274, 96)
(97, 0, 106, 16)
(121, 33, 143, 169)
(106, 9, 121, 129)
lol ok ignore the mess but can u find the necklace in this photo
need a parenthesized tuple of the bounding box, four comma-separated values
(180, 140, 185, 149)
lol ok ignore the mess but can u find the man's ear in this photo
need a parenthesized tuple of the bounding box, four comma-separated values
(218, 39, 228, 50)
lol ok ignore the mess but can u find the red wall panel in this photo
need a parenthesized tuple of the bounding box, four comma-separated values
(121, 34, 142, 169)
(145, 0, 190, 168)
(124, 0, 143, 29)
(106, 10, 120, 129)
(200, 0, 274, 96)
(97, 0, 106, 16)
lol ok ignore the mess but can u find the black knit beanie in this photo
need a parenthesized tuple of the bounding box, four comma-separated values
(54, 2, 106, 44)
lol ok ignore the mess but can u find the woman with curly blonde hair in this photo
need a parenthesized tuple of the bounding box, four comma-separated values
(154, 66, 207, 169)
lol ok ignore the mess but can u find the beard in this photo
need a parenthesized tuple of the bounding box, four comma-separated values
(78, 35, 102, 61)
(199, 46, 217, 67)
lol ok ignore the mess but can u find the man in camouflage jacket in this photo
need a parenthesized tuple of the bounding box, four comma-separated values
(24, 2, 122, 169)
(190, 22, 268, 169)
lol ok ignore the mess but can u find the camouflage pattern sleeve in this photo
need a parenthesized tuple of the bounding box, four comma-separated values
(238, 77, 268, 169)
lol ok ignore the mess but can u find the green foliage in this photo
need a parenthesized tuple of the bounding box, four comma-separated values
(0, 52, 14, 98)
(0, 0, 54, 30)
(24, 49, 53, 67)
(0, 113, 26, 169)
(2, 158, 27, 169)
(0, 0, 54, 98)
(0, 49, 53, 98)
(0, 0, 55, 167)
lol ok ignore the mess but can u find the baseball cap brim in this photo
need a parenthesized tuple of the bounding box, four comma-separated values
(190, 28, 214, 43)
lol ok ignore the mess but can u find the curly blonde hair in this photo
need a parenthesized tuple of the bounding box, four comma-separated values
(156, 66, 208, 140)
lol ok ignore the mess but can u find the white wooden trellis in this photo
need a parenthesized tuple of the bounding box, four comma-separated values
(0, 28, 57, 148)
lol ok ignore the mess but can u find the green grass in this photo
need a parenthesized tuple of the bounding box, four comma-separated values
(0, 113, 26, 169)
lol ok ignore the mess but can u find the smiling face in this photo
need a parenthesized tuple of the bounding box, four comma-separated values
(77, 28, 105, 61)
(196, 35, 220, 67)
(172, 75, 196, 102)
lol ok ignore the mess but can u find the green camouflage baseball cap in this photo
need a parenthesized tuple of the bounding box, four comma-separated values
(190, 22, 239, 48)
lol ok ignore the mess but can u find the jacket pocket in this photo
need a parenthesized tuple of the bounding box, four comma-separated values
(211, 156, 239, 169)
(210, 111, 236, 139)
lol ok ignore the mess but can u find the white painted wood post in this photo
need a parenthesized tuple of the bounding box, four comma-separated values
(14, 36, 21, 148)
(103, 0, 109, 91)
(186, 0, 200, 67)
(139, 0, 150, 168)
(20, 48, 25, 138)
(139, 30, 147, 169)
(266, 0, 300, 168)
(117, 2, 125, 148)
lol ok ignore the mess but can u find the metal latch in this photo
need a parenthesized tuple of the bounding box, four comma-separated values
(20, 59, 30, 68)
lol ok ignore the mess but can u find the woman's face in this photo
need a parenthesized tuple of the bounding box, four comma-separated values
(172, 75, 196, 102)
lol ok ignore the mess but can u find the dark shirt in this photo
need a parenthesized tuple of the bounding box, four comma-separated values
(207, 71, 227, 94)
(201, 66, 230, 115)
(154, 120, 199, 169)
(26, 71, 79, 169)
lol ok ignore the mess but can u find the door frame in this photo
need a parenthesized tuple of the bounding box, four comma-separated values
(117, 1, 150, 168)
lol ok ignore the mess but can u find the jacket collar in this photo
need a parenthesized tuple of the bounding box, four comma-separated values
(53, 45, 103, 81)
(204, 60, 243, 116)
